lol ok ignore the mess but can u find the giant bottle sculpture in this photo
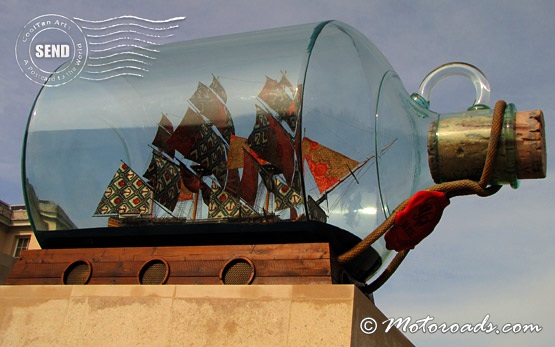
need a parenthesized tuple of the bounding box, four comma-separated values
(22, 21, 545, 288)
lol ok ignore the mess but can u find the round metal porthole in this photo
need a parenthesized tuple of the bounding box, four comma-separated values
(138, 259, 169, 285)
(219, 257, 255, 285)
(62, 260, 92, 285)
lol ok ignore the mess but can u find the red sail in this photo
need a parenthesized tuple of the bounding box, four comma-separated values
(166, 108, 227, 186)
(225, 167, 241, 198)
(209, 75, 227, 103)
(248, 106, 295, 184)
(258, 76, 292, 116)
(302, 137, 360, 194)
(190, 81, 234, 142)
(152, 114, 175, 158)
(240, 148, 260, 207)
(178, 180, 194, 201)
(278, 73, 294, 93)
(166, 108, 204, 158)
(179, 163, 205, 193)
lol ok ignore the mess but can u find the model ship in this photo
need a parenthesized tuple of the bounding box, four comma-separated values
(94, 73, 388, 228)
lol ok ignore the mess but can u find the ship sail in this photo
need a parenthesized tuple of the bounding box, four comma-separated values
(94, 162, 153, 216)
(301, 137, 360, 194)
(227, 135, 249, 170)
(179, 163, 209, 220)
(240, 148, 262, 207)
(227, 105, 303, 216)
(243, 72, 307, 216)
(151, 114, 175, 158)
(247, 105, 295, 185)
(258, 74, 299, 132)
(143, 151, 181, 212)
(178, 179, 194, 201)
(306, 195, 327, 223)
(273, 177, 302, 211)
(189, 78, 234, 142)
(209, 74, 227, 103)
(161, 76, 244, 219)
(206, 182, 256, 218)
(95, 72, 393, 226)
(166, 108, 228, 187)
(302, 137, 398, 218)
(166, 108, 206, 163)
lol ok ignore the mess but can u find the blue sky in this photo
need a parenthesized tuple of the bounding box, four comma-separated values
(1, 1, 554, 345)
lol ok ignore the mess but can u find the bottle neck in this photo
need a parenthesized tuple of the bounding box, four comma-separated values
(426, 103, 546, 188)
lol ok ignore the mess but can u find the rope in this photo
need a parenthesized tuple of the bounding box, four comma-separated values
(339, 100, 507, 294)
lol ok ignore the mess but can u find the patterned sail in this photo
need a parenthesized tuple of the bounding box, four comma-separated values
(207, 182, 255, 218)
(190, 81, 234, 142)
(166, 107, 228, 187)
(143, 151, 181, 212)
(302, 137, 360, 194)
(247, 106, 295, 184)
(95, 162, 152, 215)
(187, 122, 228, 186)
(273, 178, 303, 211)
(258, 75, 298, 132)
(95, 74, 338, 224)
(151, 114, 175, 158)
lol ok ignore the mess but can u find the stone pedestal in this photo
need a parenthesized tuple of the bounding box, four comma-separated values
(0, 284, 412, 346)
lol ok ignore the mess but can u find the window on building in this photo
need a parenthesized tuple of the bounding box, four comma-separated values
(13, 236, 31, 258)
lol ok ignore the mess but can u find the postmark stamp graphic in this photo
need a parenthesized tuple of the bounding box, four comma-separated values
(15, 14, 88, 87)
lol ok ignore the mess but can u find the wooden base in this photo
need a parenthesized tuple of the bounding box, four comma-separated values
(6, 243, 342, 286)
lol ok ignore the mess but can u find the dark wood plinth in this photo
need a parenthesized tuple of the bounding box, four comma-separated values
(6, 243, 340, 286)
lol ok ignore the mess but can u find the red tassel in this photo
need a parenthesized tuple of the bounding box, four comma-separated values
(385, 191, 450, 251)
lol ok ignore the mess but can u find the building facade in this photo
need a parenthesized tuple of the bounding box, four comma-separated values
(0, 200, 40, 284)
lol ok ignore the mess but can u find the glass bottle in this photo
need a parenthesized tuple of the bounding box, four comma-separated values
(23, 20, 545, 284)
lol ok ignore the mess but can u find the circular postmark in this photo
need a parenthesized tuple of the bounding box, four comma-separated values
(15, 14, 88, 87)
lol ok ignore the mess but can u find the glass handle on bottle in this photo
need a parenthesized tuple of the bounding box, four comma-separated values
(416, 62, 491, 110)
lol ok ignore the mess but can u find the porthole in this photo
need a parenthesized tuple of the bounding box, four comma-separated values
(219, 257, 255, 285)
(138, 258, 169, 284)
(62, 260, 92, 285)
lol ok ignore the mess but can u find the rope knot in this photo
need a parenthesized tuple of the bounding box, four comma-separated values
(338, 100, 507, 294)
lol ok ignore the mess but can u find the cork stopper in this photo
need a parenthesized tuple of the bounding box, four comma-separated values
(515, 110, 546, 179)
(428, 108, 546, 185)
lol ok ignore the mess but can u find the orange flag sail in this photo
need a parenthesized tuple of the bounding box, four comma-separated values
(302, 137, 360, 194)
